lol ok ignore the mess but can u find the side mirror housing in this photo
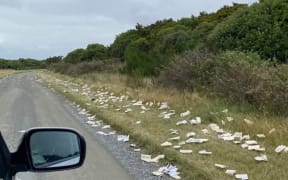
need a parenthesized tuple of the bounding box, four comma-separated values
(10, 128, 86, 176)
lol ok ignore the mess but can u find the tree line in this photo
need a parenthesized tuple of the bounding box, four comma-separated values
(54, 0, 287, 76)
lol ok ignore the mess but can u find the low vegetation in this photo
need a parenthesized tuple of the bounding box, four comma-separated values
(0, 58, 46, 70)
(38, 71, 288, 180)
(0, 70, 16, 78)
(159, 50, 288, 115)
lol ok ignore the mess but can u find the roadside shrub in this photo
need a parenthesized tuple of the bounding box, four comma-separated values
(159, 50, 288, 115)
(49, 59, 123, 76)
(158, 49, 213, 91)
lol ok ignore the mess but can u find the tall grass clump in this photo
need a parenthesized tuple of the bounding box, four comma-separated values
(159, 50, 288, 115)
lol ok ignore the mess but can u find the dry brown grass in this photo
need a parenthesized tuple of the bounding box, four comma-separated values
(0, 69, 16, 78)
(38, 70, 288, 180)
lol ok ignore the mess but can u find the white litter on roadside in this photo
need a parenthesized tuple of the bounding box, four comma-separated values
(153, 164, 181, 179)
(169, 129, 179, 135)
(141, 154, 165, 163)
(215, 164, 226, 169)
(173, 145, 181, 149)
(176, 120, 188, 126)
(190, 117, 201, 125)
(102, 125, 111, 129)
(161, 141, 172, 147)
(198, 150, 212, 155)
(180, 110, 191, 117)
(169, 136, 180, 141)
(125, 108, 132, 113)
(133, 101, 143, 106)
(180, 149, 192, 154)
(186, 138, 208, 144)
(256, 134, 265, 138)
(245, 140, 258, 145)
(96, 131, 109, 136)
(254, 154, 268, 162)
(186, 132, 196, 138)
(235, 174, 248, 180)
(248, 145, 265, 152)
(159, 102, 169, 110)
(275, 145, 287, 153)
(135, 121, 142, 125)
(209, 123, 224, 133)
(225, 169, 236, 176)
(117, 135, 129, 142)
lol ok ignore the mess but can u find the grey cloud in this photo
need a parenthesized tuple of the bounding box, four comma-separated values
(0, 0, 256, 59)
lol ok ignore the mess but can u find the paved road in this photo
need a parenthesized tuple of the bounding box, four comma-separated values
(0, 73, 134, 180)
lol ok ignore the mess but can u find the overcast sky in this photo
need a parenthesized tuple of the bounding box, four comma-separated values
(0, 0, 256, 60)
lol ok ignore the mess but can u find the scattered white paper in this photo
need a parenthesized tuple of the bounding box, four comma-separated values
(170, 129, 179, 135)
(241, 135, 250, 140)
(256, 134, 265, 138)
(180, 149, 192, 154)
(254, 154, 268, 162)
(117, 135, 129, 142)
(141, 154, 165, 163)
(215, 164, 226, 169)
(134, 148, 141, 152)
(245, 140, 257, 145)
(176, 120, 188, 126)
(136, 121, 142, 125)
(191, 117, 201, 125)
(97, 131, 109, 136)
(153, 164, 181, 179)
(235, 174, 248, 180)
(169, 136, 180, 141)
(275, 145, 286, 153)
(186, 132, 196, 138)
(125, 108, 132, 113)
(180, 110, 191, 117)
(133, 101, 143, 106)
(159, 102, 169, 110)
(161, 141, 172, 147)
(225, 169, 236, 176)
(102, 125, 111, 129)
(173, 145, 181, 149)
(198, 150, 212, 155)
(186, 138, 208, 144)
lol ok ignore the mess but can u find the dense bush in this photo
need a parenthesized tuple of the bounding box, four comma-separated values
(209, 0, 288, 62)
(0, 58, 46, 70)
(49, 59, 123, 76)
(159, 51, 288, 115)
(63, 44, 109, 64)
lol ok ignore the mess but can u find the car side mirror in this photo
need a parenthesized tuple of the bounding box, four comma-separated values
(9, 128, 86, 177)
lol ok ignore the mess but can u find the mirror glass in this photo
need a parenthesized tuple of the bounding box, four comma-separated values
(30, 131, 80, 169)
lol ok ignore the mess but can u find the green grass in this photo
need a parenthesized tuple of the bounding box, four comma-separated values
(38, 70, 288, 180)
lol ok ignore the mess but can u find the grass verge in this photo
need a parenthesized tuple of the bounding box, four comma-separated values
(0, 69, 17, 78)
(38, 70, 288, 180)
